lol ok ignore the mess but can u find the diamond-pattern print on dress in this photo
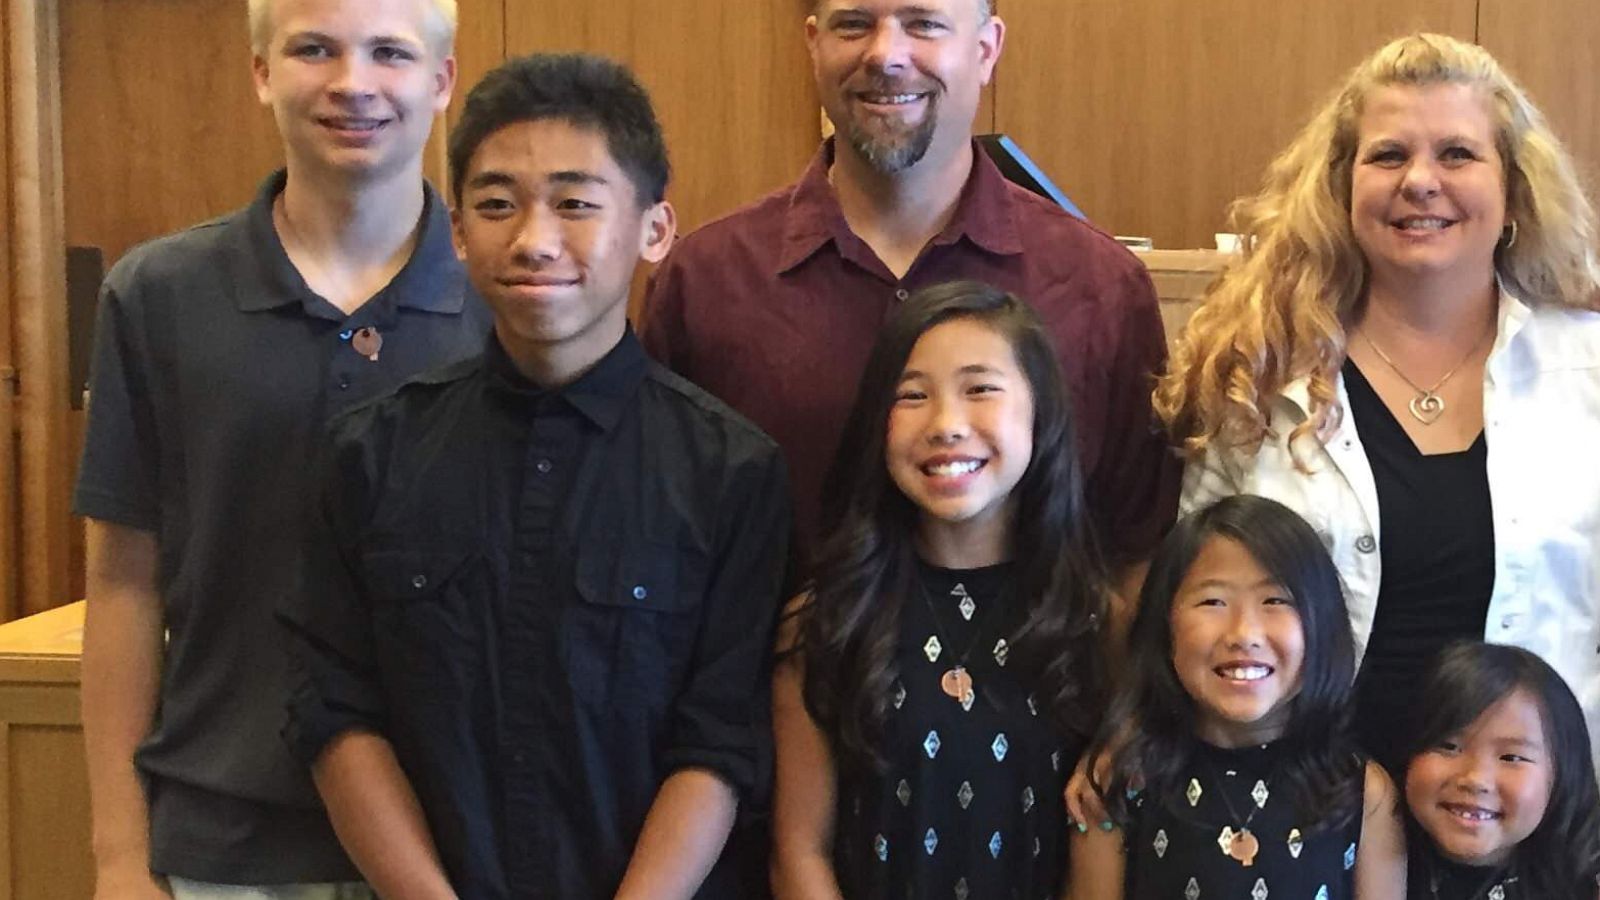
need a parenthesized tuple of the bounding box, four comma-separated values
(1186, 777, 1204, 807)
(1027, 694, 1038, 716)
(874, 834, 888, 862)
(1314, 887, 1329, 900)
(1153, 829, 1169, 859)
(924, 827, 938, 855)
(1051, 750, 1061, 772)
(1184, 877, 1201, 900)
(924, 730, 941, 758)
(1216, 826, 1236, 856)
(1488, 886, 1505, 900)
(923, 635, 943, 663)
(1250, 878, 1268, 900)
(960, 689, 975, 712)
(893, 681, 907, 710)
(991, 733, 1010, 761)
(993, 638, 1009, 666)
(954, 877, 970, 900)
(1033, 836, 1041, 858)
(1344, 842, 1356, 870)
(896, 779, 911, 807)
(1287, 828, 1303, 859)
(958, 592, 976, 621)
(988, 831, 1003, 859)
(1021, 786, 1035, 813)
(957, 781, 974, 810)
(1251, 779, 1270, 808)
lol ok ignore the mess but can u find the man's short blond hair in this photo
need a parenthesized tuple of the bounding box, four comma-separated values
(248, 0, 458, 56)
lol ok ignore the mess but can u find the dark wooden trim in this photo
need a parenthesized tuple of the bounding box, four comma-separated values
(7, 0, 71, 619)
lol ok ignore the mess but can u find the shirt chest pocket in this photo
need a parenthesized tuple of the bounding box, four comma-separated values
(360, 547, 484, 690)
(565, 540, 700, 709)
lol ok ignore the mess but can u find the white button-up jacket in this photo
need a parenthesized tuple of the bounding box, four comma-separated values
(1182, 289, 1600, 771)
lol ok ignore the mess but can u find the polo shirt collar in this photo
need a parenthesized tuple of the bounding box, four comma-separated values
(484, 327, 648, 432)
(775, 137, 1025, 275)
(238, 169, 465, 315)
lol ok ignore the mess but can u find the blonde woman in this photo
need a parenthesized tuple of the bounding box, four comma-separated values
(1157, 33, 1600, 778)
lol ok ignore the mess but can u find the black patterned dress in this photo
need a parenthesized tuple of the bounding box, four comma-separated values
(1407, 844, 1522, 900)
(833, 561, 1078, 900)
(1124, 741, 1365, 900)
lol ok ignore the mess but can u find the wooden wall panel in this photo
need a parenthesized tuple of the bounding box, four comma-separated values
(1479, 0, 1600, 193)
(993, 0, 1477, 249)
(504, 3, 820, 237)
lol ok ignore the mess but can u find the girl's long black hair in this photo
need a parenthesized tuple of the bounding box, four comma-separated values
(1089, 495, 1365, 832)
(1403, 642, 1600, 899)
(795, 280, 1108, 772)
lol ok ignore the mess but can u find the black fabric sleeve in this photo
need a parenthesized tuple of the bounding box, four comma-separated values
(661, 442, 791, 797)
(279, 413, 391, 764)
(73, 276, 161, 530)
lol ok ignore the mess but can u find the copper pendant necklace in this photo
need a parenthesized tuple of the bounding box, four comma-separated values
(919, 578, 1000, 712)
(1205, 757, 1271, 868)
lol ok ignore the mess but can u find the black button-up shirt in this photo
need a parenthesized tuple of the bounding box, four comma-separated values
(282, 330, 790, 899)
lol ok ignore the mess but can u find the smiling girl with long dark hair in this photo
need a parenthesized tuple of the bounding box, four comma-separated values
(771, 281, 1106, 899)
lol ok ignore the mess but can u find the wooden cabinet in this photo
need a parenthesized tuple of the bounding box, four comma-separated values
(0, 601, 90, 900)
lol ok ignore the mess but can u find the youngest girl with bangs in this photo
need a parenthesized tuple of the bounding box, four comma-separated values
(1071, 495, 1406, 899)
(1402, 642, 1600, 900)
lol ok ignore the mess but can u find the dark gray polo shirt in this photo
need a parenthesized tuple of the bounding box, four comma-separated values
(73, 171, 491, 883)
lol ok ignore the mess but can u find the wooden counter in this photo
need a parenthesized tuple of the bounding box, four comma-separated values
(0, 601, 92, 900)
(1136, 248, 1230, 343)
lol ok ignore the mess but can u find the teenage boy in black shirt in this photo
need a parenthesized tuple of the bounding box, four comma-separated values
(281, 54, 791, 900)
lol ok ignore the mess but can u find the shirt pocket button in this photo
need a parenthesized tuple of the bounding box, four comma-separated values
(411, 574, 429, 590)
(1355, 535, 1377, 554)
(632, 585, 648, 600)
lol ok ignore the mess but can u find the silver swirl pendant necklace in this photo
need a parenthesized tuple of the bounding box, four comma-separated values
(1357, 324, 1492, 426)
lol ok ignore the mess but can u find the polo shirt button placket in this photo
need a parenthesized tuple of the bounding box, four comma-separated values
(895, 287, 910, 302)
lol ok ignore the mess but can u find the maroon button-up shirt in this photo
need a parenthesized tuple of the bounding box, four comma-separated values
(641, 139, 1179, 566)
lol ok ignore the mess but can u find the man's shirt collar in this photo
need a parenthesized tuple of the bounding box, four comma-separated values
(239, 169, 466, 315)
(484, 326, 648, 432)
(775, 137, 1025, 277)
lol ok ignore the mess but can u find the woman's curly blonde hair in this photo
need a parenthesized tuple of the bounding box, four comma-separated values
(1155, 33, 1600, 462)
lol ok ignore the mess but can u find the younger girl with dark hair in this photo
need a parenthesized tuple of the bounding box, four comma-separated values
(771, 281, 1107, 899)
(1402, 642, 1600, 900)
(1072, 495, 1406, 899)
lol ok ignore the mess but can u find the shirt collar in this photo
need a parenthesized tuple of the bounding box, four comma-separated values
(484, 327, 648, 432)
(774, 137, 1025, 276)
(238, 169, 465, 315)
